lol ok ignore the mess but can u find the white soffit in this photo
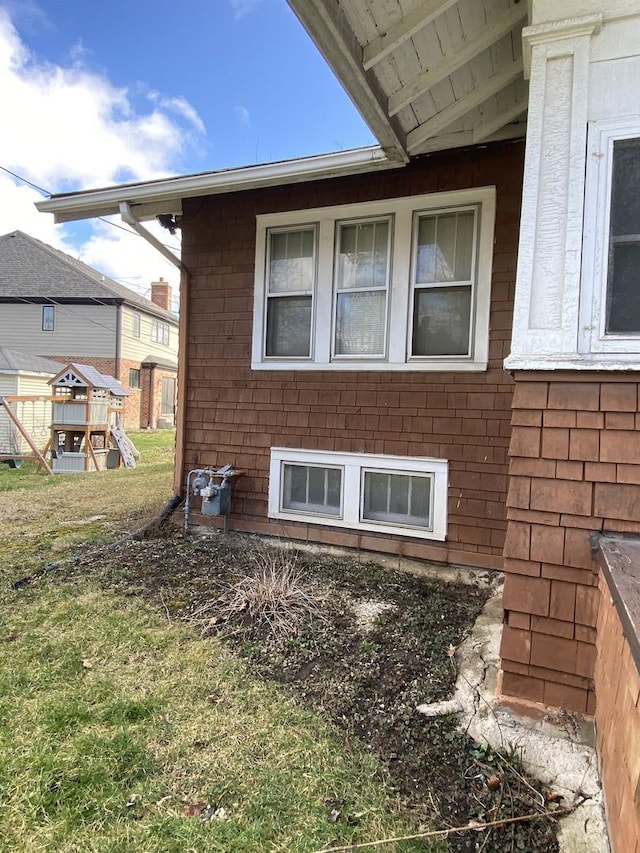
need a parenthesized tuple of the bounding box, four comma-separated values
(287, 0, 529, 160)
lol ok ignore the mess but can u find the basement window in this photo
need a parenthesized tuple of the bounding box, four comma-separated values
(269, 448, 447, 540)
(253, 188, 495, 372)
(281, 463, 342, 516)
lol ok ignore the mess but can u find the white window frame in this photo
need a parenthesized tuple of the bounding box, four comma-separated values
(252, 188, 495, 372)
(332, 215, 392, 360)
(269, 448, 448, 541)
(132, 312, 141, 338)
(580, 118, 640, 356)
(151, 319, 170, 346)
(263, 224, 318, 360)
(42, 305, 55, 331)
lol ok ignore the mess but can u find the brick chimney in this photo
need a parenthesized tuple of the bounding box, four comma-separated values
(150, 278, 172, 312)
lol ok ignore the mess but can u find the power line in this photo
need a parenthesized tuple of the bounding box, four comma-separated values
(0, 164, 182, 252)
(13, 296, 179, 352)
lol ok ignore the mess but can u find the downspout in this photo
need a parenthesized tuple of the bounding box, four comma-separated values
(115, 302, 122, 381)
(118, 201, 188, 500)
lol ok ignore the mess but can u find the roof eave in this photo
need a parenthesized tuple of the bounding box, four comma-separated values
(287, 0, 409, 163)
(36, 146, 401, 224)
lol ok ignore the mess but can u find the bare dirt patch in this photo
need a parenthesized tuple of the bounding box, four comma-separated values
(56, 532, 561, 852)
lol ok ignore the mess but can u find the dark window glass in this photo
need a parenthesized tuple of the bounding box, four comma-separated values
(606, 138, 640, 334)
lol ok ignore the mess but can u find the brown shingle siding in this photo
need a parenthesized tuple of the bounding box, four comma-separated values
(182, 141, 523, 568)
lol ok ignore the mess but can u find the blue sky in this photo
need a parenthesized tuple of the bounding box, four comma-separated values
(0, 0, 373, 298)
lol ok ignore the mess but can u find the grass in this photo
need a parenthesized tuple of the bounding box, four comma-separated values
(0, 431, 438, 852)
(0, 430, 175, 588)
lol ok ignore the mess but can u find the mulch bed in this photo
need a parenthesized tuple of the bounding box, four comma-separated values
(59, 532, 561, 852)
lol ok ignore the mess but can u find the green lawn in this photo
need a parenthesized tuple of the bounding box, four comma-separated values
(0, 432, 437, 852)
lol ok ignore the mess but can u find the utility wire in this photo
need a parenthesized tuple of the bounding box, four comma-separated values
(14, 296, 178, 352)
(0, 164, 182, 252)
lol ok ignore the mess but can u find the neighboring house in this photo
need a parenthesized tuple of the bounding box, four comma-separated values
(0, 347, 62, 457)
(0, 230, 179, 430)
(36, 1, 640, 849)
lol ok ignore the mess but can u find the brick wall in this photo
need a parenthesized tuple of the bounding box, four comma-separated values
(141, 365, 177, 429)
(501, 373, 640, 713)
(595, 570, 640, 853)
(180, 140, 524, 569)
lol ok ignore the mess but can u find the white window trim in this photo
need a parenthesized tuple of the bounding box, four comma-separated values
(580, 118, 640, 358)
(42, 305, 55, 332)
(253, 188, 495, 372)
(151, 319, 170, 346)
(269, 447, 448, 541)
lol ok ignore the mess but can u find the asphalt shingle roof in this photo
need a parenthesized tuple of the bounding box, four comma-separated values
(0, 346, 64, 374)
(0, 230, 177, 324)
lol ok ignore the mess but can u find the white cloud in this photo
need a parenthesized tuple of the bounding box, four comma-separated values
(234, 104, 250, 126)
(0, 8, 205, 300)
(230, 0, 262, 20)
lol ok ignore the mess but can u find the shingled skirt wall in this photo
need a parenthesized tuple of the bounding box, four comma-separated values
(500, 372, 640, 713)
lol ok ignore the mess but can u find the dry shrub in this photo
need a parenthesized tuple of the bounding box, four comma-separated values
(190, 546, 323, 637)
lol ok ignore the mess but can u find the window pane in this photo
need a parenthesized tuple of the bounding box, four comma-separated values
(412, 285, 471, 356)
(606, 139, 640, 334)
(335, 291, 385, 355)
(365, 472, 389, 515)
(282, 464, 342, 515)
(389, 475, 409, 515)
(454, 212, 474, 280)
(606, 243, 640, 333)
(363, 471, 431, 528)
(611, 138, 640, 236)
(308, 466, 327, 505)
(338, 221, 389, 289)
(266, 296, 312, 357)
(288, 465, 308, 504)
(411, 476, 430, 520)
(269, 229, 314, 293)
(42, 306, 55, 331)
(326, 468, 341, 507)
(416, 211, 474, 283)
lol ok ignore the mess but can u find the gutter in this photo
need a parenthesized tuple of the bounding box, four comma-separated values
(35, 146, 400, 223)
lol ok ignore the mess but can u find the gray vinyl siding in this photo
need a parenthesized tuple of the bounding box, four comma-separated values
(0, 304, 116, 357)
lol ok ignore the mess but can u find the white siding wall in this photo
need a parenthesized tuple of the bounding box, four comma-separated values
(0, 304, 116, 357)
(16, 374, 53, 451)
(121, 306, 179, 363)
(0, 374, 18, 453)
(0, 373, 53, 454)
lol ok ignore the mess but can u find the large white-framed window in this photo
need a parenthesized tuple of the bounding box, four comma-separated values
(252, 188, 495, 372)
(264, 225, 317, 358)
(581, 119, 640, 356)
(269, 448, 448, 540)
(333, 216, 391, 358)
(151, 319, 170, 346)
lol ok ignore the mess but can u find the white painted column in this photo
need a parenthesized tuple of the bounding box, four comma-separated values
(505, 14, 601, 369)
